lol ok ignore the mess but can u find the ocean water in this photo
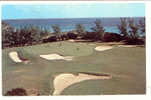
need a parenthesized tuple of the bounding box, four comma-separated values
(3, 17, 144, 33)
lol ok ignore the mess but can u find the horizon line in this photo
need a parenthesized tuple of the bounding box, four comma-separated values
(2, 16, 145, 21)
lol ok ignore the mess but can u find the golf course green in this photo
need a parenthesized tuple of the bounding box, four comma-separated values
(2, 41, 146, 95)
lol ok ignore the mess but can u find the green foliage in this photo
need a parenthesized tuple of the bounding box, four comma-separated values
(5, 88, 27, 96)
(128, 19, 139, 39)
(51, 24, 62, 41)
(117, 18, 145, 45)
(2, 23, 44, 48)
(117, 18, 128, 38)
(91, 19, 105, 40)
(7, 29, 19, 46)
(75, 24, 86, 36)
(2, 18, 145, 48)
(30, 26, 41, 42)
(2, 21, 14, 46)
(138, 18, 145, 36)
(52, 24, 61, 36)
(41, 27, 50, 37)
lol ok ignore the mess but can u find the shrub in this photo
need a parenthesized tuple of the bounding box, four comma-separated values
(5, 88, 27, 96)
(102, 32, 123, 42)
(82, 32, 98, 41)
(125, 38, 144, 45)
(67, 32, 77, 39)
(60, 34, 69, 40)
(42, 35, 57, 43)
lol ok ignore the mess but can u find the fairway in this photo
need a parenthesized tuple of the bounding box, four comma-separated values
(2, 41, 146, 95)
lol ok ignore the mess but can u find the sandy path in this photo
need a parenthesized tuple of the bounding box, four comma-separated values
(52, 73, 111, 95)
(40, 54, 73, 61)
(9, 51, 22, 63)
(95, 46, 113, 51)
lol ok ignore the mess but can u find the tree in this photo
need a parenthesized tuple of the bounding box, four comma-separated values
(117, 18, 128, 38)
(75, 24, 86, 37)
(138, 18, 145, 44)
(19, 26, 30, 45)
(52, 24, 61, 36)
(91, 19, 105, 40)
(40, 27, 50, 37)
(8, 29, 19, 46)
(52, 24, 62, 40)
(2, 21, 14, 47)
(28, 25, 41, 43)
(128, 19, 139, 39)
(122, 19, 145, 45)
(138, 18, 145, 36)
(16, 25, 42, 45)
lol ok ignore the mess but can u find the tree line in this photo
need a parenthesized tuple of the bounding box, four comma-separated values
(2, 18, 145, 49)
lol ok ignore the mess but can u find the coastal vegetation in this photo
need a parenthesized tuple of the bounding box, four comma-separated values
(2, 18, 145, 49)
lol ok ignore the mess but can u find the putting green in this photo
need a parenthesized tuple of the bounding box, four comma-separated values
(21, 41, 94, 57)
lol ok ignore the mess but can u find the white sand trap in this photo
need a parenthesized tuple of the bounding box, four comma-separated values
(52, 73, 111, 95)
(118, 45, 137, 48)
(40, 54, 73, 61)
(9, 51, 22, 63)
(68, 39, 75, 42)
(95, 46, 113, 51)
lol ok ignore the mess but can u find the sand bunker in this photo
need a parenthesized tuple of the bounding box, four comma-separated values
(95, 46, 113, 51)
(118, 45, 137, 48)
(89, 43, 96, 46)
(52, 73, 111, 95)
(9, 51, 22, 63)
(40, 54, 73, 61)
(68, 39, 75, 42)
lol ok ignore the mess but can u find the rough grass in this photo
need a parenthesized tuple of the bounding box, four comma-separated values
(2, 41, 145, 95)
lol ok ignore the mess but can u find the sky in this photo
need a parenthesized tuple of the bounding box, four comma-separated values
(2, 3, 145, 20)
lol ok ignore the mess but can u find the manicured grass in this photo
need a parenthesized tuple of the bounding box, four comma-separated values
(2, 41, 145, 95)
